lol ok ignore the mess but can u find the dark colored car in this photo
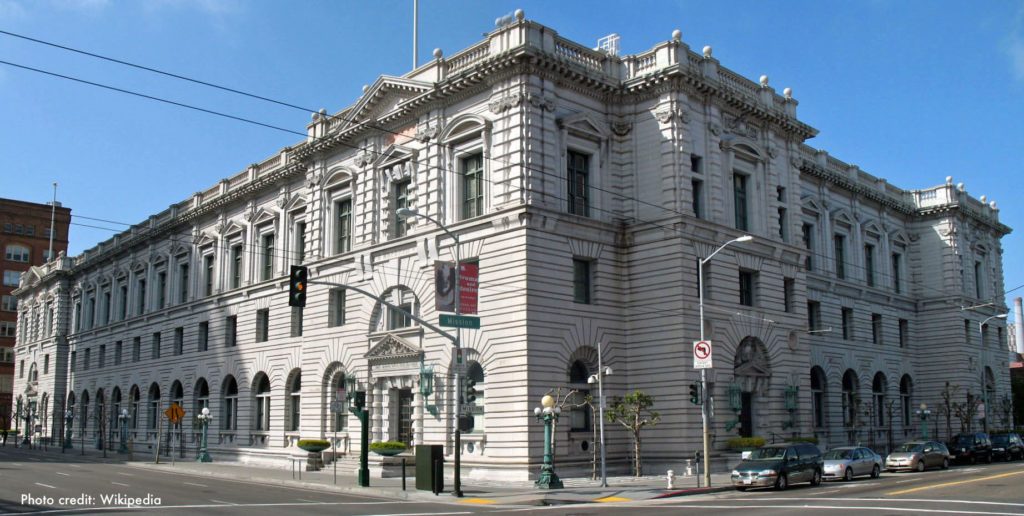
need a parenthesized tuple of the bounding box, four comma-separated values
(991, 433, 1024, 461)
(731, 443, 823, 491)
(885, 441, 950, 472)
(947, 433, 993, 464)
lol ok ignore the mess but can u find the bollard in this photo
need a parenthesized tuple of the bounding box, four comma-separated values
(685, 459, 694, 477)
(667, 469, 675, 489)
(432, 458, 442, 495)
(401, 458, 407, 491)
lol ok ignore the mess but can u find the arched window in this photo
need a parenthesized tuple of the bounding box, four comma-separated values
(111, 387, 122, 429)
(841, 370, 858, 427)
(461, 361, 485, 433)
(170, 381, 184, 412)
(810, 366, 827, 428)
(94, 389, 105, 435)
(194, 378, 209, 416)
(221, 376, 238, 430)
(128, 385, 140, 430)
(80, 390, 90, 436)
(28, 363, 38, 383)
(67, 392, 76, 430)
(872, 372, 887, 427)
(328, 369, 346, 432)
(900, 375, 913, 428)
(568, 360, 591, 432)
(147, 383, 161, 430)
(286, 370, 301, 432)
(253, 373, 271, 431)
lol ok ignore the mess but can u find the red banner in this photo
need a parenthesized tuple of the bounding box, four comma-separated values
(435, 261, 478, 315)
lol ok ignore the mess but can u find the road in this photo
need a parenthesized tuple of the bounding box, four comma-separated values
(1, 444, 1022, 515)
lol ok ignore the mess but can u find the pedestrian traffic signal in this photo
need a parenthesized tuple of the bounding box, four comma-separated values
(465, 378, 478, 404)
(689, 382, 702, 405)
(289, 265, 308, 307)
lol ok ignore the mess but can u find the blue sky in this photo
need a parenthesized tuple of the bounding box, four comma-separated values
(2, 0, 1023, 315)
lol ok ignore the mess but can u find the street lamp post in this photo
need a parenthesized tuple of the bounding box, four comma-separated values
(533, 395, 564, 489)
(697, 235, 753, 487)
(978, 313, 1007, 434)
(915, 404, 931, 440)
(196, 407, 212, 462)
(587, 342, 612, 487)
(64, 409, 73, 449)
(397, 207, 465, 497)
(118, 409, 130, 454)
(346, 376, 370, 487)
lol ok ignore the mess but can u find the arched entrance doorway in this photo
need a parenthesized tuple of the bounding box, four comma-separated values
(732, 337, 771, 438)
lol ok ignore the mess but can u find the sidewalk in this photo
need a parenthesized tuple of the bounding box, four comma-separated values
(3, 444, 734, 505)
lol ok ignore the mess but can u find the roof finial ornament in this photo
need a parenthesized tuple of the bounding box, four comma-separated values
(759, 75, 769, 87)
(702, 45, 712, 58)
(514, 9, 524, 21)
(433, 48, 443, 59)
(672, 30, 682, 42)
(783, 88, 792, 99)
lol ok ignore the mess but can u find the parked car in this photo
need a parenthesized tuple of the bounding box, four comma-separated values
(990, 433, 1024, 461)
(731, 443, 823, 491)
(947, 433, 993, 464)
(822, 446, 883, 481)
(885, 441, 950, 472)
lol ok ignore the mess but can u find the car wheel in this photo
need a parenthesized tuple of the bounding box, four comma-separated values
(776, 473, 788, 491)
(811, 469, 822, 486)
(916, 459, 926, 472)
(843, 467, 854, 481)
(941, 458, 949, 469)
(871, 465, 881, 478)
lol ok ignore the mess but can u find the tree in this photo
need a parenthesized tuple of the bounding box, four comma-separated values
(939, 382, 960, 442)
(606, 390, 660, 476)
(952, 391, 979, 434)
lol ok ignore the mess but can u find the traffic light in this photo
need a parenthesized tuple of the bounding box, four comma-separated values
(465, 378, 478, 404)
(689, 382, 702, 405)
(288, 265, 308, 307)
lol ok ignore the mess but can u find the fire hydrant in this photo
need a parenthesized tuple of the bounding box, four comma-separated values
(667, 469, 676, 489)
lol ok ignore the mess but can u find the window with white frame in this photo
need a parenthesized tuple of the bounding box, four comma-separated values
(567, 151, 590, 217)
(256, 309, 269, 343)
(329, 288, 346, 327)
(2, 270, 19, 287)
(461, 153, 484, 219)
(178, 262, 189, 303)
(230, 243, 243, 289)
(294, 219, 307, 263)
(156, 270, 167, 310)
(573, 258, 592, 304)
(392, 179, 410, 238)
(261, 232, 275, 281)
(335, 199, 352, 254)
(5, 245, 29, 262)
(253, 374, 271, 431)
(202, 253, 215, 296)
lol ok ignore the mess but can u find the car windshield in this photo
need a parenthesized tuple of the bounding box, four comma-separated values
(823, 449, 853, 460)
(992, 435, 1009, 445)
(894, 443, 923, 453)
(750, 446, 787, 460)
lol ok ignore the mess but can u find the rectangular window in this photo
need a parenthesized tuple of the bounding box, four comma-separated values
(291, 306, 303, 337)
(335, 199, 352, 254)
(136, 278, 146, 315)
(5, 245, 29, 262)
(807, 301, 821, 331)
(899, 319, 909, 348)
(834, 234, 846, 279)
(83, 348, 90, 370)
(132, 336, 141, 362)
(261, 233, 275, 281)
(461, 153, 484, 219)
(1, 296, 18, 312)
(691, 154, 702, 174)
(777, 187, 788, 242)
(387, 302, 412, 330)
(256, 309, 269, 343)
(178, 263, 189, 303)
(101, 292, 110, 325)
(174, 327, 183, 355)
(295, 221, 307, 263)
(329, 288, 346, 327)
(974, 260, 984, 299)
(573, 258, 592, 304)
(872, 314, 883, 345)
(802, 223, 814, 271)
(567, 150, 590, 216)
(230, 244, 243, 289)
(841, 308, 853, 340)
(69, 351, 76, 372)
(152, 332, 161, 359)
(892, 253, 902, 293)
(203, 255, 215, 296)
(738, 270, 755, 307)
(156, 271, 167, 310)
(226, 315, 237, 347)
(119, 285, 128, 320)
(98, 344, 105, 368)
(115, 341, 122, 365)
(692, 179, 704, 219)
(733, 173, 748, 231)
(864, 244, 875, 287)
(2, 270, 19, 286)
(25, 225, 34, 236)
(43, 354, 49, 374)
(393, 180, 410, 238)
(198, 321, 209, 352)
(0, 321, 14, 337)
(965, 319, 972, 346)
(982, 323, 990, 348)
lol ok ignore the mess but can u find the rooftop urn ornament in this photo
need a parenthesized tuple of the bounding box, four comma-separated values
(990, 201, 997, 209)
(946, 176, 954, 184)
(672, 30, 682, 41)
(702, 45, 712, 58)
(760, 75, 769, 87)
(362, 85, 369, 94)
(515, 9, 524, 21)
(784, 87, 792, 99)
(433, 48, 443, 59)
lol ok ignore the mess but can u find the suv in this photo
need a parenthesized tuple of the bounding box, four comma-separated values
(947, 433, 993, 464)
(991, 433, 1024, 461)
(731, 443, 823, 491)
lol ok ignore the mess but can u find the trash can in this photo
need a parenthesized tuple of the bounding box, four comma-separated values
(415, 444, 444, 492)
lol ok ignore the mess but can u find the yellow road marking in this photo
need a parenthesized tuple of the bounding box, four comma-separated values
(886, 470, 1024, 495)
(458, 498, 498, 504)
(595, 496, 631, 502)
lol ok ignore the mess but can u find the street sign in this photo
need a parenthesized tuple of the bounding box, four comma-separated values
(461, 404, 483, 415)
(165, 403, 185, 425)
(330, 401, 346, 414)
(693, 340, 713, 369)
(440, 314, 480, 329)
(435, 261, 480, 314)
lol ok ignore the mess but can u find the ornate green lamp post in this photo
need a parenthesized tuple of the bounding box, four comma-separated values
(346, 376, 369, 487)
(118, 409, 130, 454)
(196, 407, 212, 462)
(915, 404, 931, 440)
(533, 394, 563, 489)
(64, 408, 73, 449)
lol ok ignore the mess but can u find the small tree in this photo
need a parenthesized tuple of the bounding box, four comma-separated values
(606, 390, 660, 476)
(939, 382, 960, 442)
(953, 391, 979, 434)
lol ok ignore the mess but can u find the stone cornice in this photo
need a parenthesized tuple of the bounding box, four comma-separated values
(798, 159, 915, 215)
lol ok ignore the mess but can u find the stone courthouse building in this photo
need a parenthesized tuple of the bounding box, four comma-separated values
(13, 12, 1011, 479)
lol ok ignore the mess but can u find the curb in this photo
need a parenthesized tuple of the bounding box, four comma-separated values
(651, 486, 735, 498)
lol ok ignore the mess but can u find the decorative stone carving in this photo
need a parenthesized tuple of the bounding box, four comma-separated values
(488, 93, 522, 114)
(275, 187, 291, 209)
(767, 145, 778, 159)
(366, 334, 422, 363)
(526, 92, 555, 111)
(414, 122, 439, 142)
(725, 114, 758, 138)
(353, 151, 374, 168)
(243, 201, 257, 222)
(708, 122, 722, 136)
(790, 156, 803, 169)
(610, 121, 632, 136)
(654, 107, 674, 124)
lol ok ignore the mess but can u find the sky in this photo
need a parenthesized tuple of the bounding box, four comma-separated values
(2, 0, 1023, 316)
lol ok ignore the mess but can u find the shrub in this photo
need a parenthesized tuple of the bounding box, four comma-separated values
(727, 437, 766, 450)
(369, 441, 407, 451)
(785, 436, 819, 445)
(296, 439, 331, 449)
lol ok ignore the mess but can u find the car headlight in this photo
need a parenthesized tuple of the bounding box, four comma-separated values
(960, 448, 967, 453)
(759, 469, 777, 476)
(994, 448, 1005, 452)
(731, 470, 740, 476)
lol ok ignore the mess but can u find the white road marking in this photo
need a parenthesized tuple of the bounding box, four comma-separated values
(68, 464, 82, 468)
(55, 472, 70, 476)
(183, 482, 207, 487)
(210, 499, 238, 505)
(742, 497, 1023, 507)
(111, 482, 130, 487)
(0, 502, 461, 516)
(34, 483, 56, 489)
(27, 457, 41, 461)
(116, 471, 133, 476)
(296, 498, 316, 502)
(660, 503, 1020, 515)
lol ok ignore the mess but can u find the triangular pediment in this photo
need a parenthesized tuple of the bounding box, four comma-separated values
(366, 334, 422, 362)
(339, 76, 433, 133)
(374, 144, 419, 170)
(558, 112, 609, 141)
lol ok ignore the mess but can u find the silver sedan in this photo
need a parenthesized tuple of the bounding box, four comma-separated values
(823, 446, 883, 481)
